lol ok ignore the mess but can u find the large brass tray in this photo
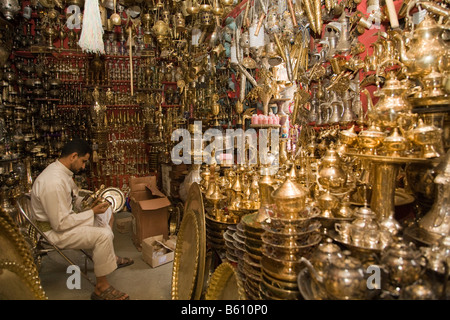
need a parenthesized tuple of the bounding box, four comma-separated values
(204, 262, 246, 300)
(0, 212, 40, 279)
(171, 209, 200, 300)
(0, 211, 46, 299)
(0, 260, 47, 300)
(171, 183, 206, 300)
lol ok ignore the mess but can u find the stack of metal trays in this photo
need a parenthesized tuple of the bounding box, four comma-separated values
(241, 212, 264, 300)
(224, 225, 238, 264)
(259, 210, 322, 300)
(233, 222, 246, 284)
(206, 214, 235, 259)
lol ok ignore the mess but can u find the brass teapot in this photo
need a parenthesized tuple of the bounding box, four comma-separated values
(367, 72, 412, 128)
(393, 12, 449, 79)
(308, 238, 342, 278)
(317, 145, 347, 192)
(380, 237, 427, 290)
(300, 251, 369, 300)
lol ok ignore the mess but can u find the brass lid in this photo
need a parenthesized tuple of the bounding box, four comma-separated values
(317, 238, 341, 254)
(271, 177, 307, 200)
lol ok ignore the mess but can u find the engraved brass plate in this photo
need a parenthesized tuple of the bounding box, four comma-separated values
(0, 211, 46, 299)
(185, 183, 206, 300)
(170, 209, 199, 300)
(204, 262, 246, 300)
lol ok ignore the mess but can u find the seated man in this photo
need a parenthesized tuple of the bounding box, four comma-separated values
(31, 138, 133, 300)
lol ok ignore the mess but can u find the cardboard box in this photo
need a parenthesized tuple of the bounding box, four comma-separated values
(116, 216, 132, 234)
(142, 235, 174, 268)
(130, 181, 171, 250)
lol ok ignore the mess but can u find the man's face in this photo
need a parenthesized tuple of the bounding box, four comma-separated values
(69, 153, 90, 174)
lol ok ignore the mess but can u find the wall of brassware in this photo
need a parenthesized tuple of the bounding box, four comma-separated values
(168, 0, 450, 301)
(0, 0, 450, 301)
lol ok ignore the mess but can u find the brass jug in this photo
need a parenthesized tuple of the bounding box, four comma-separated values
(393, 12, 449, 78)
(367, 72, 412, 128)
(317, 146, 347, 192)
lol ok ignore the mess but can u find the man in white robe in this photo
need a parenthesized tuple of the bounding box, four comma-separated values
(31, 138, 131, 300)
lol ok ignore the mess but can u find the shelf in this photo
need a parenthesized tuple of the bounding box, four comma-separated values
(57, 104, 140, 108)
(35, 98, 60, 101)
(250, 124, 281, 129)
(161, 104, 182, 108)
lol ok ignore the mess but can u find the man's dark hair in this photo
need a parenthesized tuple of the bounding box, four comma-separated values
(60, 138, 92, 158)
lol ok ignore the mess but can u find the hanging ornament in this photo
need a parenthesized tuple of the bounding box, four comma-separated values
(78, 0, 105, 54)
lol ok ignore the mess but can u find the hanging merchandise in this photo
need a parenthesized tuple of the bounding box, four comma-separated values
(78, 0, 105, 54)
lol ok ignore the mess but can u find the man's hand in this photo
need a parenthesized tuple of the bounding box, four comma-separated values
(92, 201, 110, 214)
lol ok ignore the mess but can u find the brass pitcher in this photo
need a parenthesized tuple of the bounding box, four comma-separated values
(393, 12, 449, 79)
(368, 72, 412, 128)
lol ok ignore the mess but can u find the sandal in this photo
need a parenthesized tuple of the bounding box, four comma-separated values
(116, 256, 134, 269)
(91, 286, 129, 300)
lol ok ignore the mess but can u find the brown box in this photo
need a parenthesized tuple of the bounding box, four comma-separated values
(129, 178, 171, 250)
(115, 216, 132, 234)
(142, 235, 174, 268)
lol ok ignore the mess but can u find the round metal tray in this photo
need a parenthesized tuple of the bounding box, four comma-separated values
(100, 187, 125, 213)
(204, 262, 246, 300)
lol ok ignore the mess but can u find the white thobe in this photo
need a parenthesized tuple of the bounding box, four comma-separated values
(31, 160, 117, 277)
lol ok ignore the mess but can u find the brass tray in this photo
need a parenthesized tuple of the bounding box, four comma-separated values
(204, 262, 246, 300)
(0, 211, 46, 299)
(0, 212, 40, 279)
(328, 230, 384, 254)
(349, 188, 415, 207)
(171, 209, 200, 300)
(100, 187, 125, 213)
(185, 182, 206, 300)
(0, 260, 47, 300)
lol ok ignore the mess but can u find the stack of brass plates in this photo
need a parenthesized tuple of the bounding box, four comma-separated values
(233, 222, 246, 280)
(206, 214, 235, 259)
(259, 212, 322, 300)
(241, 213, 264, 300)
(223, 225, 238, 263)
